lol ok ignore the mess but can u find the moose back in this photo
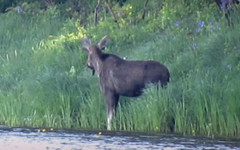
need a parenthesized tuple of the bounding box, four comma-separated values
(82, 35, 170, 130)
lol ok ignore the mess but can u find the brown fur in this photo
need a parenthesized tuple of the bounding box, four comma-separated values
(82, 35, 170, 130)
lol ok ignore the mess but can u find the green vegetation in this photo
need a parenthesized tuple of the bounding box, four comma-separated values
(0, 0, 240, 138)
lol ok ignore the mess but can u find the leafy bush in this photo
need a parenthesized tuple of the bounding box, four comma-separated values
(0, 0, 240, 138)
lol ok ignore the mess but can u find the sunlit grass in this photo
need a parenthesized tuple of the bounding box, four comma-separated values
(0, 4, 239, 139)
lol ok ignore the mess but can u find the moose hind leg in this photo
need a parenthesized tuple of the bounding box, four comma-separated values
(105, 92, 119, 130)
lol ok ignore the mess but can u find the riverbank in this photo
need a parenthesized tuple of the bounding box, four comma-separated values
(0, 127, 240, 150)
(0, 1, 240, 138)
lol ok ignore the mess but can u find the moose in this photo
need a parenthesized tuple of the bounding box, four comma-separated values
(82, 35, 170, 130)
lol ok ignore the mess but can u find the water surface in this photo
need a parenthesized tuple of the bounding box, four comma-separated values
(0, 128, 239, 150)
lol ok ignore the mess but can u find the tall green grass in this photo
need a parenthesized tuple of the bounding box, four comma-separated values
(0, 3, 240, 138)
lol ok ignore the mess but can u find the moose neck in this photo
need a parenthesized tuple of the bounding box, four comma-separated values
(93, 51, 104, 78)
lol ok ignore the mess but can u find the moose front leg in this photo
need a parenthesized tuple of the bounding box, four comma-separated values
(104, 91, 119, 130)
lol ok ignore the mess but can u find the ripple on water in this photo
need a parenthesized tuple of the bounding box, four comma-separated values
(0, 128, 239, 150)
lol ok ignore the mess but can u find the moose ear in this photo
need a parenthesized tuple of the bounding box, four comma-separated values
(98, 35, 109, 50)
(82, 37, 91, 51)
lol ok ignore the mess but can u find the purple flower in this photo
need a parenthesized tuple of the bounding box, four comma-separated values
(193, 43, 198, 49)
(175, 21, 180, 27)
(220, 0, 231, 10)
(221, 4, 230, 10)
(227, 64, 232, 70)
(17, 7, 23, 13)
(197, 21, 205, 28)
(209, 21, 214, 25)
(196, 21, 205, 32)
(129, 19, 134, 24)
(210, 27, 214, 32)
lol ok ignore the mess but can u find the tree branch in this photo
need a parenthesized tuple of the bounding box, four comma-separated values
(105, 0, 117, 23)
(94, 0, 101, 26)
(142, 0, 149, 20)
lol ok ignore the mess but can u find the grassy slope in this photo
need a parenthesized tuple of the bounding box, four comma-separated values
(0, 2, 240, 138)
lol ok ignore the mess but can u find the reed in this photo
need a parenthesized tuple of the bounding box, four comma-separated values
(0, 4, 239, 138)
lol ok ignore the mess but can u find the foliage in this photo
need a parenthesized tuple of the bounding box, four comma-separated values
(0, 0, 240, 138)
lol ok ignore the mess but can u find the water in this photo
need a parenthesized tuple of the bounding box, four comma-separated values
(0, 128, 239, 150)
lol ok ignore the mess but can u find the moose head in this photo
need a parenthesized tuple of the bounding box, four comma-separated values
(82, 36, 109, 76)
